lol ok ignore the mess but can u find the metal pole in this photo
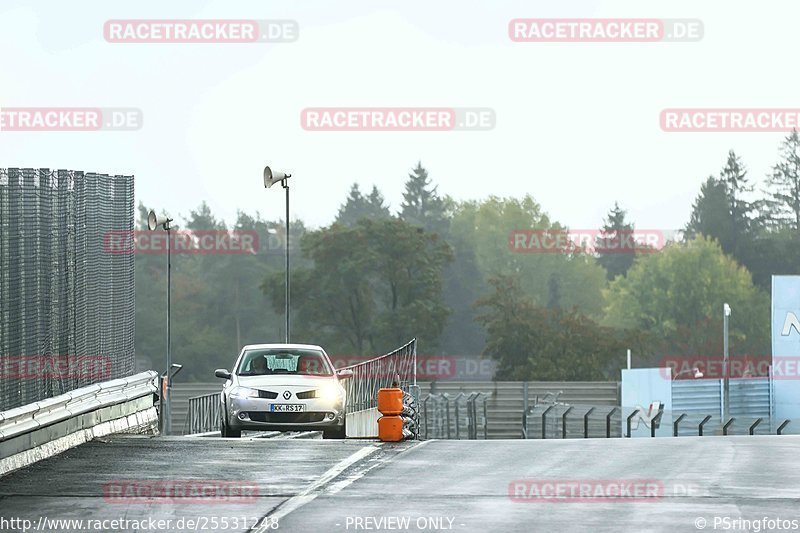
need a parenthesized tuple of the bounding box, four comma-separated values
(723, 303, 730, 420)
(166, 225, 172, 436)
(283, 181, 290, 343)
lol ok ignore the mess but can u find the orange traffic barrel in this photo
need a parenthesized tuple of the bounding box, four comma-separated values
(377, 387, 403, 415)
(378, 416, 404, 442)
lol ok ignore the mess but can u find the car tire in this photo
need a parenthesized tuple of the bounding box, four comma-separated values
(322, 420, 346, 439)
(220, 417, 241, 438)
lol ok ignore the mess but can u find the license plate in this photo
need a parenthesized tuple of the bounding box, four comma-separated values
(270, 404, 306, 412)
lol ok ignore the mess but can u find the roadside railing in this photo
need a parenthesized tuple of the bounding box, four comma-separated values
(522, 399, 792, 439)
(421, 391, 487, 440)
(187, 392, 220, 435)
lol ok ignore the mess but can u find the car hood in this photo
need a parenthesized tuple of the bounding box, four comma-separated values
(236, 374, 336, 389)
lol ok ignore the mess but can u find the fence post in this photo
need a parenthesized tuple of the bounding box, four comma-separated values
(698, 415, 712, 436)
(453, 393, 464, 440)
(443, 394, 451, 439)
(542, 405, 555, 440)
(673, 413, 687, 437)
(749, 418, 762, 435)
(523, 382, 529, 416)
(583, 407, 595, 438)
(606, 407, 619, 438)
(626, 409, 640, 438)
(723, 417, 735, 436)
(778, 420, 790, 435)
(561, 406, 573, 439)
(422, 394, 430, 440)
(522, 408, 528, 439)
(650, 410, 662, 438)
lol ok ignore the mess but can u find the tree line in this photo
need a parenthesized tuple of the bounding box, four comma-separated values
(136, 133, 800, 381)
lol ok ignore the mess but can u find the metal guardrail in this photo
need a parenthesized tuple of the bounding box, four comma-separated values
(421, 392, 487, 439)
(188, 393, 221, 435)
(0, 371, 158, 442)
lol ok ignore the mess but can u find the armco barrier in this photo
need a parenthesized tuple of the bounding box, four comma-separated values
(0, 371, 159, 476)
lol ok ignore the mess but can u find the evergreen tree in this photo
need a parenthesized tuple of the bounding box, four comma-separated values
(685, 151, 762, 258)
(399, 162, 447, 234)
(766, 130, 800, 231)
(596, 202, 636, 279)
(336, 183, 391, 226)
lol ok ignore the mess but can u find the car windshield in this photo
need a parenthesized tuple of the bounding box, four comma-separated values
(236, 348, 334, 376)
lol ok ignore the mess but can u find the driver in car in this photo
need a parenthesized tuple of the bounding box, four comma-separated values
(251, 356, 268, 375)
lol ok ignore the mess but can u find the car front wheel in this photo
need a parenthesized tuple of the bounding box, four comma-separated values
(322, 421, 346, 439)
(220, 417, 241, 438)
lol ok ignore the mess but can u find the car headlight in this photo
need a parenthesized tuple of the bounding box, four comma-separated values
(230, 386, 259, 398)
(319, 382, 345, 404)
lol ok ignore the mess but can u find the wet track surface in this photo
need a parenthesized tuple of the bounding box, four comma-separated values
(1, 435, 799, 532)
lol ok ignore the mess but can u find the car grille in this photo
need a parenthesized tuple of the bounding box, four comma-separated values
(257, 390, 278, 399)
(248, 412, 327, 423)
(296, 389, 318, 399)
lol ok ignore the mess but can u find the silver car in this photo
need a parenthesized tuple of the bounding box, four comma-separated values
(215, 343, 352, 439)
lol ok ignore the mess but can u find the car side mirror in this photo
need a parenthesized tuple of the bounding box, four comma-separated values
(215, 369, 232, 380)
(336, 368, 354, 379)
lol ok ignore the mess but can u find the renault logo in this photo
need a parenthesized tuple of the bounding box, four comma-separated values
(283, 391, 292, 400)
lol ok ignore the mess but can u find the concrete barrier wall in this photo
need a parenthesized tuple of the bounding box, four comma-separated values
(0, 371, 159, 476)
(346, 408, 379, 438)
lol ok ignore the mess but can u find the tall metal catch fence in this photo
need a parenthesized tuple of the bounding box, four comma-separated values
(340, 338, 418, 412)
(0, 168, 135, 410)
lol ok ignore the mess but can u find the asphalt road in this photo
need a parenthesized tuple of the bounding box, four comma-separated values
(1, 434, 799, 532)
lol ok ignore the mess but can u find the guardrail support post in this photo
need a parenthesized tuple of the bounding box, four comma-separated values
(606, 407, 619, 438)
(673, 413, 687, 437)
(723, 417, 735, 436)
(626, 409, 640, 438)
(583, 407, 595, 438)
(698, 415, 712, 436)
(561, 406, 573, 439)
(778, 420, 790, 435)
(650, 410, 663, 438)
(749, 418, 762, 435)
(542, 405, 555, 440)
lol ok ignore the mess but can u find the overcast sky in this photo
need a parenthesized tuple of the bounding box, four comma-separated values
(1, 0, 797, 231)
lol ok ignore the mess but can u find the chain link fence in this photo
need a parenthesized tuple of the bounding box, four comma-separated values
(0, 168, 135, 410)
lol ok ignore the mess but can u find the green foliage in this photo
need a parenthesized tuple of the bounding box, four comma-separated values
(603, 236, 770, 358)
(476, 276, 642, 380)
(263, 217, 453, 356)
(450, 195, 608, 317)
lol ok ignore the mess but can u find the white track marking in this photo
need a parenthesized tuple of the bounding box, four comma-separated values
(252, 445, 380, 531)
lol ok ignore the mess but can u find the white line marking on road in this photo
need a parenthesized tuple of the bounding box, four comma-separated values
(252, 445, 381, 531)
